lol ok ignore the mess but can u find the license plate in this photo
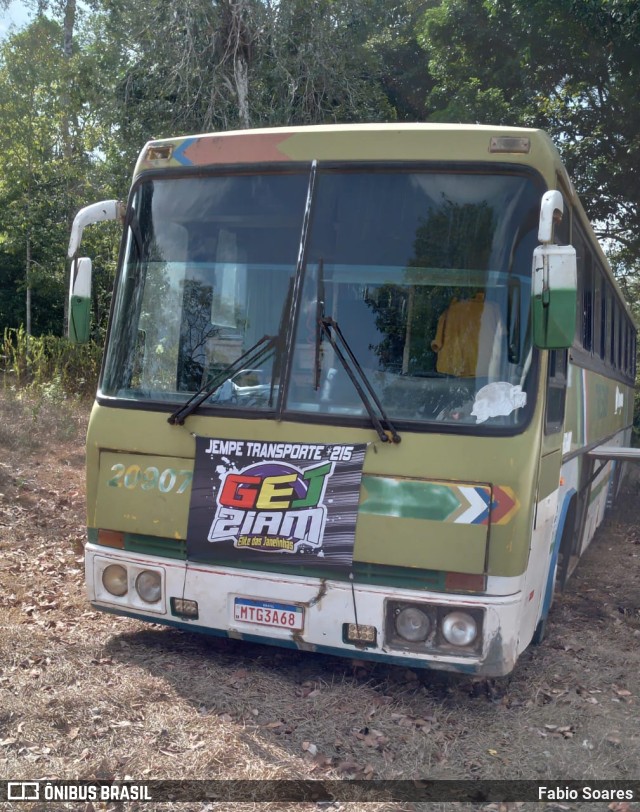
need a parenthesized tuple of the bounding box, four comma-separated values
(233, 597, 304, 631)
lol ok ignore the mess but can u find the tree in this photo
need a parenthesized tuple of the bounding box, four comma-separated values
(88, 0, 396, 167)
(0, 18, 69, 336)
(420, 0, 640, 274)
(257, 0, 395, 125)
(0, 9, 114, 337)
(366, 0, 436, 121)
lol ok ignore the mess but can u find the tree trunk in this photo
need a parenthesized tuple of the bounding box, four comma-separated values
(26, 236, 32, 338)
(62, 0, 77, 337)
(222, 0, 252, 129)
(235, 53, 250, 128)
(63, 0, 76, 65)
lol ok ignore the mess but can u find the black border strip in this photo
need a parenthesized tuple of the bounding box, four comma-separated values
(570, 344, 636, 387)
(94, 392, 537, 438)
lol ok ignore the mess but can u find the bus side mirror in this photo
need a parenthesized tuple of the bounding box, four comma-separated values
(66, 199, 123, 344)
(532, 190, 577, 349)
(68, 257, 92, 344)
(532, 243, 577, 349)
(68, 200, 123, 258)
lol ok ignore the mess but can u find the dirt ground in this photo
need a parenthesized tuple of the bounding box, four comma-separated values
(0, 390, 639, 812)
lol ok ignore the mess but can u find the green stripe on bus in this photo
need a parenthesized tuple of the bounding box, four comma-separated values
(360, 476, 464, 522)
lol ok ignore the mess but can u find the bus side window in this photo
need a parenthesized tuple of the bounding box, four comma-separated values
(545, 349, 568, 434)
(573, 224, 593, 352)
(599, 278, 608, 360)
(554, 195, 571, 246)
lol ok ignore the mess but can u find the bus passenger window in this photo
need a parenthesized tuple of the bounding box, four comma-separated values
(573, 224, 593, 351)
(582, 255, 593, 352)
(545, 349, 568, 434)
(600, 281, 608, 360)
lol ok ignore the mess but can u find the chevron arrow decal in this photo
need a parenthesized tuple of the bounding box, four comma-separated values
(455, 486, 492, 524)
(171, 138, 197, 166)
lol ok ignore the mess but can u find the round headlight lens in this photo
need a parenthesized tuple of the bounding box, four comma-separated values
(395, 607, 430, 642)
(102, 564, 128, 597)
(135, 570, 162, 603)
(442, 611, 477, 646)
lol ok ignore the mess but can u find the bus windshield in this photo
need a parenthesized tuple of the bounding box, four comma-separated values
(102, 165, 543, 430)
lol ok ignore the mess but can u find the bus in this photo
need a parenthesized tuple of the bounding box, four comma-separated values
(67, 124, 637, 677)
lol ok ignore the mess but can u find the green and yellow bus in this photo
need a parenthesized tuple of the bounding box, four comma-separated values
(68, 124, 637, 677)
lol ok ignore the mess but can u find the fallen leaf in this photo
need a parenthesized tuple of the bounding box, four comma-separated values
(336, 760, 363, 775)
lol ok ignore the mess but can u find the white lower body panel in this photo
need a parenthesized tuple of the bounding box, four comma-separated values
(86, 544, 524, 677)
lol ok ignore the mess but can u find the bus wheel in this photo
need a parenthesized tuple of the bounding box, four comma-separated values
(531, 616, 547, 645)
(532, 553, 559, 645)
(532, 495, 576, 646)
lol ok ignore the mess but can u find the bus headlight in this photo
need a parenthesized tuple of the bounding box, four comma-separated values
(395, 607, 430, 642)
(102, 564, 128, 597)
(442, 611, 477, 646)
(135, 570, 162, 603)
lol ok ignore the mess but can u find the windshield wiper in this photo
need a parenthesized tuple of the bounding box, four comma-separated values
(168, 334, 278, 425)
(314, 259, 325, 391)
(318, 315, 401, 444)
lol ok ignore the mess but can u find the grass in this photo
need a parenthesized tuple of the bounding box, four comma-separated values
(0, 384, 82, 453)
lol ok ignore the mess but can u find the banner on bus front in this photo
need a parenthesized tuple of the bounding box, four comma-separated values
(186, 437, 367, 571)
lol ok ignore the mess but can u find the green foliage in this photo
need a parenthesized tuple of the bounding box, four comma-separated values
(1, 326, 101, 399)
(616, 266, 640, 445)
(87, 0, 398, 150)
(420, 0, 640, 274)
(0, 18, 68, 335)
(0, 8, 122, 342)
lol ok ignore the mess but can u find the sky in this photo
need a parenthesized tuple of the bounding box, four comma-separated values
(0, 1, 33, 39)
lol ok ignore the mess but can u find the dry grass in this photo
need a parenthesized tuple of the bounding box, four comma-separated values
(1, 390, 639, 812)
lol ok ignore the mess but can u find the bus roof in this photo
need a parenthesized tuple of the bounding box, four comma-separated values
(135, 123, 565, 185)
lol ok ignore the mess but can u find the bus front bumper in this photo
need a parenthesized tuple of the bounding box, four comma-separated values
(86, 544, 523, 677)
